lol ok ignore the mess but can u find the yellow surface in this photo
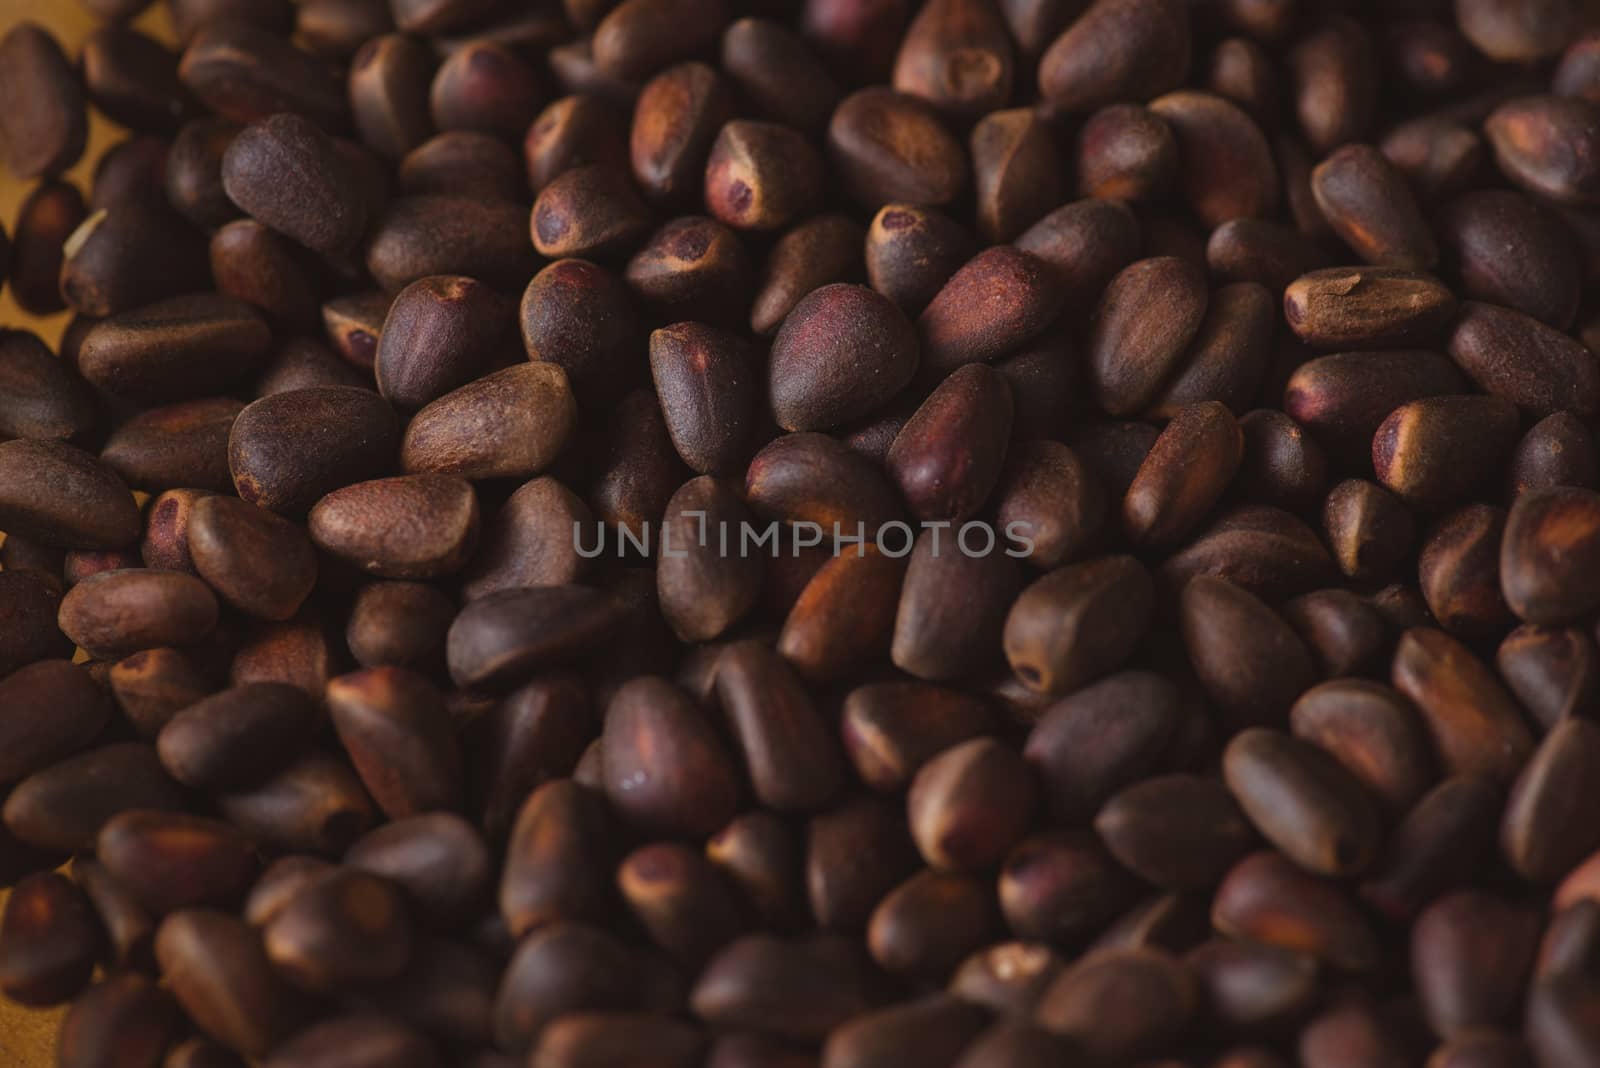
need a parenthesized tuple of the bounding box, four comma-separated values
(2, 0, 179, 1060)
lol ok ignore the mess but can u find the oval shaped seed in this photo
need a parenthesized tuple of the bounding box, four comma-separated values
(1286, 350, 1467, 465)
(345, 812, 491, 930)
(401, 363, 577, 481)
(1185, 939, 1319, 1034)
(156, 682, 320, 791)
(625, 216, 751, 323)
(1004, 555, 1153, 696)
(1485, 95, 1600, 206)
(462, 477, 594, 600)
(1212, 851, 1379, 971)
(998, 832, 1135, 947)
(222, 113, 367, 257)
(58, 569, 218, 661)
(97, 397, 240, 494)
(399, 130, 523, 201)
(1392, 628, 1534, 783)
(189, 495, 318, 621)
(1087, 256, 1208, 416)
(1419, 504, 1513, 636)
(0, 24, 88, 179)
(1448, 302, 1600, 417)
(309, 475, 478, 579)
(631, 62, 732, 204)
(779, 548, 906, 684)
(447, 585, 621, 691)
(1162, 503, 1335, 601)
(532, 163, 651, 259)
(0, 872, 99, 1007)
(0, 440, 132, 550)
(78, 292, 272, 403)
(9, 180, 86, 316)
(1032, 948, 1196, 1061)
(868, 868, 997, 981)
(218, 752, 376, 856)
(1073, 103, 1175, 204)
(1150, 282, 1276, 418)
(992, 441, 1107, 571)
(97, 810, 259, 914)
(973, 108, 1066, 244)
(601, 676, 739, 837)
(492, 922, 638, 1052)
(891, 529, 1023, 681)
(887, 363, 1013, 521)
(0, 330, 95, 443)
(745, 432, 904, 534)
(769, 284, 918, 433)
(365, 195, 536, 293)
(520, 258, 642, 409)
(656, 477, 763, 643)
(328, 667, 463, 819)
(1311, 143, 1437, 269)
(907, 738, 1034, 872)
(650, 322, 759, 475)
(828, 87, 967, 207)
(1181, 575, 1317, 730)
(588, 388, 687, 543)
(841, 683, 995, 794)
(1502, 718, 1600, 883)
(347, 34, 435, 160)
(1413, 891, 1541, 1039)
(5, 743, 185, 853)
(1149, 90, 1277, 228)
(229, 386, 399, 517)
(261, 1015, 440, 1068)
(1439, 190, 1581, 329)
(57, 973, 181, 1068)
(1508, 412, 1599, 498)
(0, 661, 110, 785)
(866, 203, 976, 316)
(263, 868, 412, 991)
(1373, 395, 1520, 512)
(1361, 774, 1502, 923)
(1497, 625, 1600, 731)
(1123, 402, 1242, 549)
(178, 21, 347, 127)
(375, 274, 511, 410)
(1284, 267, 1458, 350)
(1223, 727, 1382, 876)
(1290, 679, 1436, 814)
(704, 120, 824, 232)
(750, 214, 862, 337)
(1500, 486, 1600, 626)
(918, 246, 1059, 380)
(1094, 774, 1255, 890)
(1037, 0, 1189, 112)
(500, 780, 616, 936)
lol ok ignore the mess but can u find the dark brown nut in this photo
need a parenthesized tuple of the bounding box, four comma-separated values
(0, 872, 99, 1007)
(1095, 773, 1254, 891)
(309, 475, 479, 579)
(887, 363, 1013, 521)
(1509, 413, 1599, 498)
(105, 399, 239, 497)
(704, 811, 803, 930)
(1373, 395, 1521, 512)
(588, 388, 687, 545)
(88, 134, 169, 215)
(401, 363, 577, 481)
(358, 933, 498, 1049)
(839, 683, 995, 794)
(865, 203, 976, 316)
(80, 27, 192, 135)
(462, 477, 594, 600)
(589, 0, 726, 81)
(0, 24, 88, 179)
(647, 322, 757, 474)
(828, 88, 967, 208)
(263, 868, 413, 991)
(322, 291, 391, 370)
(1380, 115, 1484, 201)
(429, 40, 541, 142)
(107, 648, 211, 739)
(1086, 256, 1209, 417)
(1206, 219, 1330, 298)
(721, 18, 839, 134)
(626, 216, 751, 322)
(81, 297, 270, 409)
(618, 841, 743, 967)
(1022, 672, 1174, 823)
(141, 490, 214, 575)
(1447, 302, 1600, 417)
(447, 585, 620, 692)
(1419, 504, 1513, 636)
(969, 109, 1064, 246)
(1539, 899, 1600, 983)
(462, 673, 592, 843)
(399, 131, 523, 201)
(156, 682, 319, 791)
(1311, 143, 1438, 269)
(1361, 774, 1501, 923)
(347, 34, 435, 160)
(1439, 191, 1580, 329)
(601, 677, 738, 837)
(891, 529, 1022, 681)
(868, 869, 998, 981)
(533, 1012, 703, 1068)
(1206, 33, 1278, 124)
(0, 330, 95, 443)
(520, 258, 641, 409)
(165, 117, 243, 230)
(769, 284, 917, 433)
(260, 1015, 439, 1068)
(229, 387, 399, 517)
(1038, 0, 1188, 111)
(1223, 727, 1382, 877)
(1290, 679, 1435, 814)
(345, 582, 454, 672)
(1558, 34, 1600, 102)
(918, 246, 1059, 380)
(1181, 576, 1318, 730)
(805, 795, 920, 931)
(1032, 948, 1196, 1061)
(532, 163, 651, 259)
(1162, 503, 1335, 602)
(998, 831, 1135, 946)
(345, 815, 490, 933)
(58, 569, 219, 662)
(1235, 409, 1328, 511)
(1074, 104, 1176, 204)
(229, 619, 340, 699)
(177, 21, 348, 128)
(746, 432, 904, 534)
(750, 215, 863, 338)
(1186, 939, 1318, 1034)
(60, 204, 212, 319)
(656, 478, 763, 642)
(1004, 555, 1154, 696)
(4, 743, 184, 853)
(708, 643, 841, 813)
(1284, 268, 1459, 351)
(949, 941, 1064, 1017)
(325, 667, 463, 820)
(245, 855, 336, 927)
(823, 994, 989, 1068)
(777, 548, 905, 684)
(1288, 15, 1378, 153)
(993, 441, 1107, 571)
(524, 94, 629, 193)
(1286, 351, 1468, 466)
(188, 496, 317, 622)
(365, 195, 537, 293)
(1485, 95, 1600, 206)
(1501, 718, 1600, 883)
(1392, 628, 1535, 783)
(891, 0, 1013, 120)
(95, 810, 258, 916)
(57, 972, 181, 1068)
(390, 0, 494, 34)
(1456, 0, 1575, 60)
(218, 751, 375, 856)
(630, 63, 732, 204)
(491, 924, 638, 1053)
(1412, 891, 1541, 1040)
(1526, 974, 1600, 1068)
(1213, 851, 1379, 971)
(1498, 625, 1600, 731)
(500, 780, 616, 936)
(1123, 402, 1243, 549)
(951, 1020, 1073, 1068)
(1300, 1000, 1419, 1068)
(704, 120, 824, 232)
(0, 662, 109, 788)
(1149, 90, 1278, 228)
(376, 274, 510, 410)
(1014, 198, 1141, 315)
(0, 575, 72, 678)
(906, 737, 1034, 873)
(8, 180, 85, 315)
(210, 220, 323, 333)
(693, 934, 876, 1041)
